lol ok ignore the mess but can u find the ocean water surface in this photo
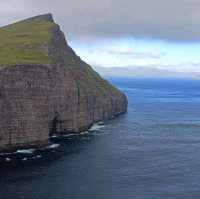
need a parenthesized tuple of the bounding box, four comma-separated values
(1, 77, 200, 199)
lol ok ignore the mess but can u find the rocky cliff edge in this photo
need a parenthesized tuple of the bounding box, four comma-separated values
(0, 14, 127, 152)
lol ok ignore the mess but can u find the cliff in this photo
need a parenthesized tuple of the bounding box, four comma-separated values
(0, 14, 127, 152)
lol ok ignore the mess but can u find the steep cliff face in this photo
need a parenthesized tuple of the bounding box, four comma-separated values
(0, 14, 127, 152)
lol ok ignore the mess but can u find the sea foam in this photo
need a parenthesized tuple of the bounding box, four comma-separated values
(89, 123, 105, 131)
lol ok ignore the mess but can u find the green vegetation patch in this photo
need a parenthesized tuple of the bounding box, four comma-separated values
(0, 18, 55, 66)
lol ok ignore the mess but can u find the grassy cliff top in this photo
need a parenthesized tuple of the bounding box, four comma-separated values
(0, 14, 55, 66)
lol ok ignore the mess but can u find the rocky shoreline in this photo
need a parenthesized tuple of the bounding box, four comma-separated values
(0, 122, 107, 167)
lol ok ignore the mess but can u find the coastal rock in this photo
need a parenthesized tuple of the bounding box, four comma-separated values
(0, 14, 127, 152)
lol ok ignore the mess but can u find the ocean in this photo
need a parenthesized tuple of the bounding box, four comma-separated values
(1, 77, 200, 199)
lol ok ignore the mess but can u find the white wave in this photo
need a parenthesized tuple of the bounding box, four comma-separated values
(36, 155, 42, 159)
(5, 157, 11, 162)
(51, 135, 58, 138)
(22, 157, 28, 161)
(32, 154, 42, 160)
(0, 152, 12, 156)
(47, 143, 60, 149)
(89, 123, 105, 131)
(80, 131, 90, 135)
(63, 133, 76, 137)
(15, 149, 36, 154)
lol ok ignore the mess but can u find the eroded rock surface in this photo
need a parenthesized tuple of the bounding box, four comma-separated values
(0, 14, 127, 152)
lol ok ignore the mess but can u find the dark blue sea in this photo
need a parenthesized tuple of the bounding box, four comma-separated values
(1, 77, 200, 199)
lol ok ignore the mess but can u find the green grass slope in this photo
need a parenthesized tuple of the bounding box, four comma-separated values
(0, 14, 55, 66)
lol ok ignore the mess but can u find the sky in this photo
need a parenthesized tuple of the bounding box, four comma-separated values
(1, 0, 200, 73)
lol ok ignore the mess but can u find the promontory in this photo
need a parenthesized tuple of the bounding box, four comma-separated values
(0, 14, 127, 152)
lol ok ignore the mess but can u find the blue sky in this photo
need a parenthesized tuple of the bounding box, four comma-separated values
(70, 38, 200, 73)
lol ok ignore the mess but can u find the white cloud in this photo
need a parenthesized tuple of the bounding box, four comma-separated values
(70, 38, 200, 74)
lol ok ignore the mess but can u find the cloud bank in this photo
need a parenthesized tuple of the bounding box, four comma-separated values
(1, 0, 200, 42)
